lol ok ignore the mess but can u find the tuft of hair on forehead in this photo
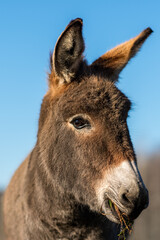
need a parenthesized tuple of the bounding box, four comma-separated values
(55, 74, 131, 122)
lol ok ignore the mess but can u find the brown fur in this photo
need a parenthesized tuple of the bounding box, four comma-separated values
(3, 19, 152, 240)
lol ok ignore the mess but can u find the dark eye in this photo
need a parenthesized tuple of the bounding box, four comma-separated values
(70, 117, 91, 130)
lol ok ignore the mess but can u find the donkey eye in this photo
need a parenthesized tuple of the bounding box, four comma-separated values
(70, 117, 91, 130)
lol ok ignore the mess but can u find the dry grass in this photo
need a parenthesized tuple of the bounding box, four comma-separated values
(101, 199, 133, 240)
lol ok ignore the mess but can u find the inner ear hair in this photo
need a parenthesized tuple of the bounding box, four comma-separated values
(52, 18, 85, 84)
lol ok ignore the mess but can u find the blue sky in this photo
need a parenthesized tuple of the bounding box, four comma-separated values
(0, 0, 160, 189)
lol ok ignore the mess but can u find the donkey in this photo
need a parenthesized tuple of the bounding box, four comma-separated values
(3, 18, 152, 240)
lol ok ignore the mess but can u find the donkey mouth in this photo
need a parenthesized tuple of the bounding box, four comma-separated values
(101, 198, 133, 226)
(101, 198, 134, 237)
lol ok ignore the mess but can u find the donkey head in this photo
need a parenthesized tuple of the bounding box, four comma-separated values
(38, 19, 152, 223)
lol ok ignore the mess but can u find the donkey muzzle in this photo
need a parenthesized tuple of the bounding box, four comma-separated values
(115, 178, 149, 220)
(97, 160, 149, 223)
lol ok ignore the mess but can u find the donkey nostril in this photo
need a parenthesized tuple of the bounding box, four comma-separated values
(119, 187, 137, 207)
(122, 193, 130, 203)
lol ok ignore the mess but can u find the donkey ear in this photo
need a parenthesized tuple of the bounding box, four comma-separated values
(91, 28, 153, 81)
(52, 18, 85, 84)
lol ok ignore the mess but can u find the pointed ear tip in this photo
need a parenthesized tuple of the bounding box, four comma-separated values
(68, 18, 83, 27)
(143, 27, 153, 36)
(75, 18, 83, 24)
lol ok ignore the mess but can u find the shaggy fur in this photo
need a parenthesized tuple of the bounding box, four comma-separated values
(3, 18, 152, 240)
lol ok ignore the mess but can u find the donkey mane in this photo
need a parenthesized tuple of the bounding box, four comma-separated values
(3, 18, 152, 240)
